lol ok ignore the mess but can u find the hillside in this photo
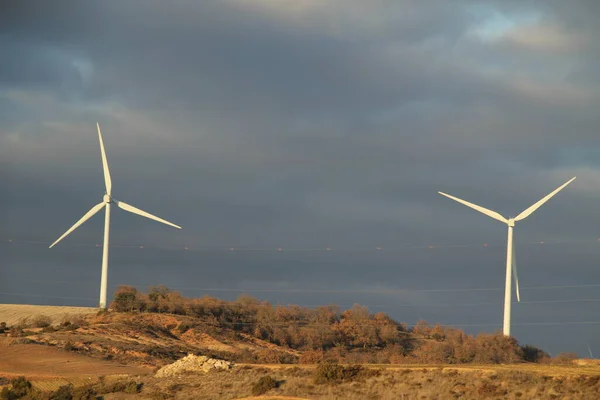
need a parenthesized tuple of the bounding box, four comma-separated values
(0, 304, 301, 369)
(0, 287, 558, 367)
(2, 291, 600, 399)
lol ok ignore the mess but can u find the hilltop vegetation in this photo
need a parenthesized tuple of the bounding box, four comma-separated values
(108, 285, 551, 366)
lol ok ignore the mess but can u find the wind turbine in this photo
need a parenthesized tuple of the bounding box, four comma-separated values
(438, 177, 576, 336)
(49, 123, 182, 309)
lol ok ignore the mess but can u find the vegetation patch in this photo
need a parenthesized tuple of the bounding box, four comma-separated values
(0, 376, 40, 400)
(251, 375, 278, 396)
(31, 315, 52, 329)
(313, 361, 378, 384)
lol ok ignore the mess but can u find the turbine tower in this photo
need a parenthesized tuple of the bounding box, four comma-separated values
(438, 177, 575, 336)
(50, 123, 182, 309)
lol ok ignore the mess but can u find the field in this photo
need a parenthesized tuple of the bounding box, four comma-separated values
(0, 303, 97, 326)
(2, 304, 600, 399)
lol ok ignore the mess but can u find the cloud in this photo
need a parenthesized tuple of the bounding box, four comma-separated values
(2, 0, 600, 355)
(500, 22, 588, 53)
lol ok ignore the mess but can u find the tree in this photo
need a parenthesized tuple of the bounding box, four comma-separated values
(522, 344, 550, 363)
(111, 286, 144, 312)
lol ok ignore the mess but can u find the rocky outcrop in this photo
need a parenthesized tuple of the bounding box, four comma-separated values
(154, 353, 233, 377)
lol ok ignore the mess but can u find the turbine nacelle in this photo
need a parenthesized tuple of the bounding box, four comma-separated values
(103, 194, 112, 204)
(507, 218, 515, 227)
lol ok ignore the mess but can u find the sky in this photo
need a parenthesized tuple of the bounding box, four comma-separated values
(2, 0, 600, 356)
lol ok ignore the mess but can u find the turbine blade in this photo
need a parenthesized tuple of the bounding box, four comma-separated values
(514, 177, 576, 221)
(438, 192, 507, 224)
(512, 242, 520, 302)
(115, 200, 182, 229)
(49, 202, 106, 248)
(97, 122, 112, 195)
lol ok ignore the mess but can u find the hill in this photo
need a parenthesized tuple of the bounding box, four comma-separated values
(2, 289, 600, 399)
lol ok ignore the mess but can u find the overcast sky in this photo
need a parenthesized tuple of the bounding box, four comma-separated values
(2, 0, 600, 356)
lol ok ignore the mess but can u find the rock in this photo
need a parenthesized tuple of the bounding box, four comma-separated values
(154, 353, 232, 377)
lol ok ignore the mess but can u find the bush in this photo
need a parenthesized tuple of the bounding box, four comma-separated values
(49, 384, 73, 400)
(123, 381, 143, 394)
(1, 376, 39, 400)
(60, 315, 86, 331)
(176, 323, 192, 334)
(313, 361, 376, 384)
(299, 350, 325, 364)
(64, 341, 75, 352)
(8, 327, 24, 337)
(314, 361, 344, 384)
(522, 344, 550, 363)
(251, 376, 278, 396)
(552, 352, 578, 365)
(72, 384, 97, 400)
(100, 380, 143, 395)
(32, 315, 52, 328)
(0, 322, 7, 333)
(8, 376, 32, 398)
(0, 387, 13, 400)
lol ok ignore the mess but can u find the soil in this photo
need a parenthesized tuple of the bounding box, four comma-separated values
(0, 337, 149, 382)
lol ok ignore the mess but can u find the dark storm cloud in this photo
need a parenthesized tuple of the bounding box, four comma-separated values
(2, 1, 600, 355)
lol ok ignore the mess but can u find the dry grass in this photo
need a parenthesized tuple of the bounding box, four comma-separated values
(131, 364, 600, 400)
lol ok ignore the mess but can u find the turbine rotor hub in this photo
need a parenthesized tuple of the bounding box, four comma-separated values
(103, 194, 112, 203)
(507, 218, 515, 227)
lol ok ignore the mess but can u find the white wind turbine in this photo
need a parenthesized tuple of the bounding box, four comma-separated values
(438, 177, 576, 336)
(49, 123, 182, 309)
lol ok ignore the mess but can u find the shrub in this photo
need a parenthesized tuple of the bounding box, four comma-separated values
(101, 380, 143, 394)
(15, 318, 31, 329)
(72, 384, 97, 400)
(1, 377, 39, 400)
(8, 327, 24, 337)
(522, 344, 550, 363)
(313, 361, 377, 385)
(123, 381, 143, 394)
(0, 387, 13, 400)
(49, 384, 73, 400)
(314, 361, 344, 384)
(251, 376, 278, 396)
(0, 322, 7, 333)
(299, 350, 325, 364)
(64, 341, 75, 351)
(176, 323, 192, 334)
(552, 352, 578, 365)
(8, 376, 32, 398)
(60, 315, 86, 331)
(32, 315, 52, 328)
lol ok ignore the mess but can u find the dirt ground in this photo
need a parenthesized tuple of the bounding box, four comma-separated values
(3, 339, 600, 398)
(0, 337, 150, 391)
(0, 304, 97, 326)
(234, 397, 310, 400)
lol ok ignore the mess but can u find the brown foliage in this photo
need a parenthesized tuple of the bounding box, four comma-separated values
(109, 285, 549, 365)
